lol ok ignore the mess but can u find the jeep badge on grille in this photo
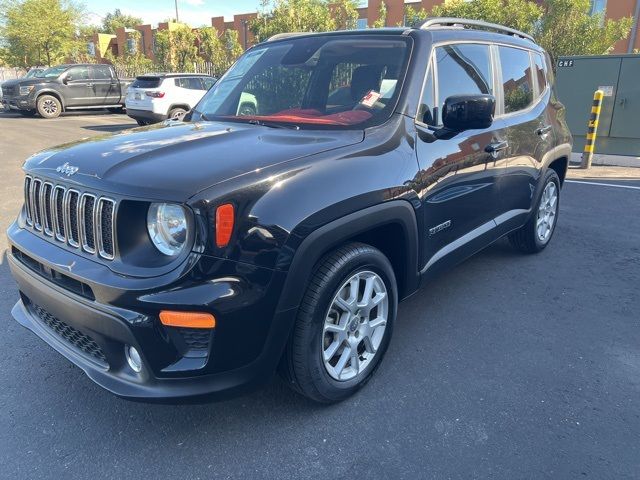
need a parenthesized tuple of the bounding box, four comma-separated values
(56, 162, 79, 177)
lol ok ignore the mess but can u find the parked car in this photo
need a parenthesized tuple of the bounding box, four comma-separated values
(125, 73, 217, 125)
(1, 63, 131, 118)
(7, 19, 571, 403)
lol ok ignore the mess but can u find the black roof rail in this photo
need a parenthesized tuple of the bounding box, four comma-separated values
(419, 17, 535, 43)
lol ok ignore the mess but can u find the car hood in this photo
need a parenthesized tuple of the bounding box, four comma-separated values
(24, 121, 365, 201)
(2, 78, 43, 88)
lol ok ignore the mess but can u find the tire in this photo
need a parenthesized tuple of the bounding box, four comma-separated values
(168, 107, 187, 121)
(36, 94, 62, 119)
(508, 169, 561, 253)
(108, 107, 124, 114)
(238, 103, 256, 116)
(280, 242, 398, 403)
(136, 119, 149, 126)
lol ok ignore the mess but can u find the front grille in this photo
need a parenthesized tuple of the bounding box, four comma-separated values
(30, 302, 107, 366)
(24, 175, 116, 260)
(2, 85, 17, 96)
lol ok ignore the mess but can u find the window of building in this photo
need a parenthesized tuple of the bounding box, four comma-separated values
(87, 42, 96, 56)
(126, 37, 137, 54)
(590, 0, 607, 15)
(498, 46, 533, 114)
(356, 18, 367, 29)
(434, 43, 493, 124)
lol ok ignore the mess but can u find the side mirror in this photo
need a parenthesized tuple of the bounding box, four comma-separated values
(442, 94, 495, 132)
(62, 75, 71, 84)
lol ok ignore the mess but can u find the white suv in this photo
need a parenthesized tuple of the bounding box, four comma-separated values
(125, 73, 216, 125)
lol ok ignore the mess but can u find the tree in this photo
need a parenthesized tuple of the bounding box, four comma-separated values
(104, 30, 152, 77)
(416, 0, 632, 68)
(332, 0, 359, 30)
(250, 0, 337, 42)
(535, 0, 633, 65)
(155, 24, 198, 72)
(371, 1, 387, 28)
(222, 30, 244, 70)
(100, 8, 144, 34)
(198, 27, 243, 76)
(0, 0, 83, 67)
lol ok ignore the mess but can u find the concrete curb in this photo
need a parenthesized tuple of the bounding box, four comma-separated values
(570, 152, 640, 168)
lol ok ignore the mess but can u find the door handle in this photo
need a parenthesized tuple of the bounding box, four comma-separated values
(536, 125, 552, 136)
(86, 83, 94, 88)
(485, 141, 509, 158)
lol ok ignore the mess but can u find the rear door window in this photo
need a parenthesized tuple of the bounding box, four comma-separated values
(90, 65, 112, 80)
(176, 77, 204, 90)
(434, 44, 493, 125)
(498, 46, 534, 114)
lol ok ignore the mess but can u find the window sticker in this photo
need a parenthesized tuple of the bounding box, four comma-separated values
(360, 90, 381, 108)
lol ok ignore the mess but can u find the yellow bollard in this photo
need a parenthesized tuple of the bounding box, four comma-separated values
(580, 90, 604, 169)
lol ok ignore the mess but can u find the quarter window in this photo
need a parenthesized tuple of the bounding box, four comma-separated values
(533, 53, 547, 95)
(434, 44, 493, 124)
(418, 64, 434, 125)
(499, 46, 533, 114)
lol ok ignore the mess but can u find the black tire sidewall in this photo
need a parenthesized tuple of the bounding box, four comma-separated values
(302, 248, 397, 401)
(533, 170, 561, 249)
(37, 95, 61, 119)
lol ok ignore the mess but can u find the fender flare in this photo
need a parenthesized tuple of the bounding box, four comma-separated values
(275, 199, 420, 313)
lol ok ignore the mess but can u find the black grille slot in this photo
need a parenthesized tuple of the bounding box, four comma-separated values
(98, 199, 115, 259)
(29, 301, 107, 366)
(68, 191, 80, 246)
(54, 186, 65, 239)
(81, 194, 96, 252)
(42, 183, 53, 235)
(23, 176, 117, 260)
(32, 179, 42, 229)
(24, 177, 33, 224)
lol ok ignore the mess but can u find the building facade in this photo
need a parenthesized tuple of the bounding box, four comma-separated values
(86, 0, 640, 64)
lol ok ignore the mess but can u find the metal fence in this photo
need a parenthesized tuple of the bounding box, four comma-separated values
(113, 61, 219, 79)
(0, 68, 28, 81)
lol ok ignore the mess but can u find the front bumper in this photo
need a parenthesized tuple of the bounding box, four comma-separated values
(2, 95, 35, 111)
(7, 225, 295, 402)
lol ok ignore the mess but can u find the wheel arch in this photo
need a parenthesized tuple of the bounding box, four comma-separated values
(548, 156, 568, 186)
(168, 103, 190, 114)
(275, 200, 420, 314)
(36, 90, 65, 110)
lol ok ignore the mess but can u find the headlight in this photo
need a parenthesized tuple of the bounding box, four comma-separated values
(147, 203, 188, 256)
(19, 85, 34, 96)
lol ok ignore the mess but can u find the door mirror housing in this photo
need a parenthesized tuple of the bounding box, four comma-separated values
(62, 75, 71, 84)
(442, 94, 495, 132)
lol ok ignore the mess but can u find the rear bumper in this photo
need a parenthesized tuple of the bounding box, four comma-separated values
(126, 108, 166, 123)
(7, 225, 296, 402)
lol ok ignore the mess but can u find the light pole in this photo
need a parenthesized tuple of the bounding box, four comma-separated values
(174, 0, 179, 22)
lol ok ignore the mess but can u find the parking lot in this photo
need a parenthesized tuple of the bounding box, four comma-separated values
(1, 111, 639, 479)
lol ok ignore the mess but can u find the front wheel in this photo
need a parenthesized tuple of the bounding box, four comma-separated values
(36, 94, 62, 119)
(509, 169, 561, 253)
(280, 243, 397, 403)
(168, 107, 187, 121)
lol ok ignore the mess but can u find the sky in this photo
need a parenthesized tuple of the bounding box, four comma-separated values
(83, 0, 265, 28)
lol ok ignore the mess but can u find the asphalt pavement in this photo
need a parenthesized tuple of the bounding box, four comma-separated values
(1, 111, 639, 479)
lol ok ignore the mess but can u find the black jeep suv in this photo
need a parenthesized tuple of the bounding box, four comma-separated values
(7, 19, 571, 403)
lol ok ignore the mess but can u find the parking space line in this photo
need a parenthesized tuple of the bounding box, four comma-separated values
(566, 179, 640, 191)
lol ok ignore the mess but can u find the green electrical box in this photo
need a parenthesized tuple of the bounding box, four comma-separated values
(555, 54, 640, 156)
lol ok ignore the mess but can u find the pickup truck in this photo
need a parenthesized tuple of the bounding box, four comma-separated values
(1, 64, 131, 118)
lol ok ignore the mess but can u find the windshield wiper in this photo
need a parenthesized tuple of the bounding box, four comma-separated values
(247, 119, 300, 130)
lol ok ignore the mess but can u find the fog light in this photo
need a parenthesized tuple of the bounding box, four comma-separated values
(125, 345, 143, 373)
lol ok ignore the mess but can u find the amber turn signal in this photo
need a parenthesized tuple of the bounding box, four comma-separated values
(215, 203, 235, 247)
(159, 311, 216, 329)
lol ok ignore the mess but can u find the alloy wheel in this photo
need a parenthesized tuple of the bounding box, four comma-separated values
(322, 270, 388, 381)
(536, 181, 558, 243)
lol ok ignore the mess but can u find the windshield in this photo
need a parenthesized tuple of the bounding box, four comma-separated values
(193, 35, 411, 129)
(24, 69, 44, 78)
(36, 66, 69, 78)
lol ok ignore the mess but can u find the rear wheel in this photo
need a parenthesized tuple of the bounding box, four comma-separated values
(36, 94, 62, 119)
(168, 107, 187, 121)
(280, 243, 397, 403)
(508, 169, 561, 253)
